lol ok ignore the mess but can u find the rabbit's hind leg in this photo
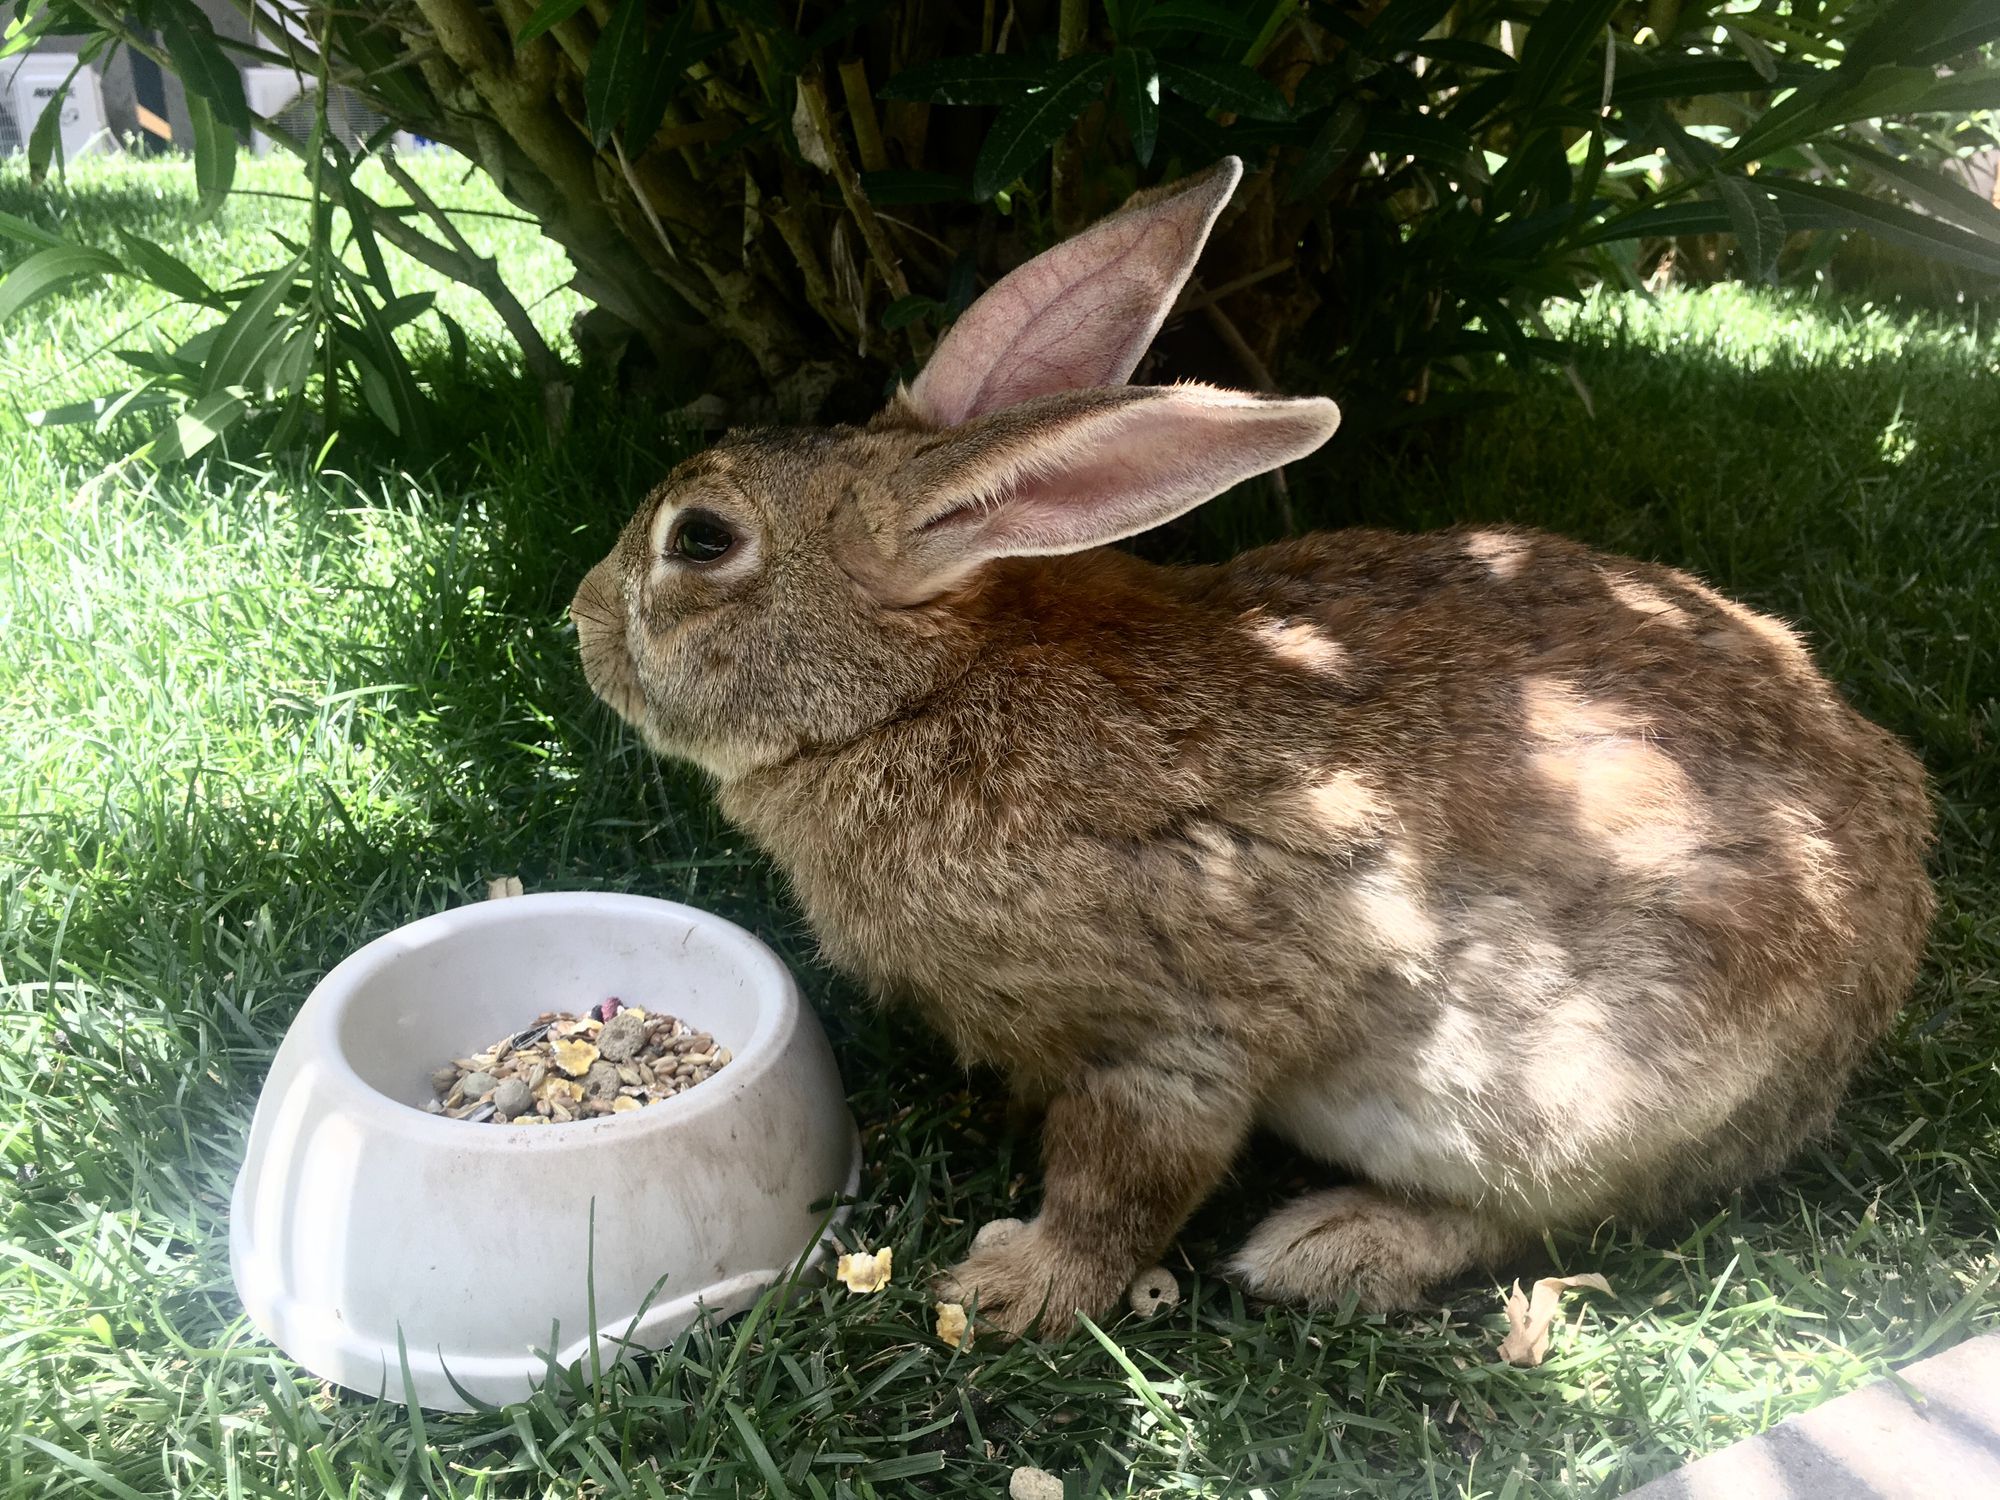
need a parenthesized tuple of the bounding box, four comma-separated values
(1225, 1185, 1516, 1313)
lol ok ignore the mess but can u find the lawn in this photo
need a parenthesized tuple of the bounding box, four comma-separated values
(2, 154, 1996, 1499)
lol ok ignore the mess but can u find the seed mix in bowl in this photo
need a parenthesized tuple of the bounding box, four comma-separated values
(428, 997, 734, 1125)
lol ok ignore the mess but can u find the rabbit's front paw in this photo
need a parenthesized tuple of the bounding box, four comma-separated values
(937, 1222, 1126, 1340)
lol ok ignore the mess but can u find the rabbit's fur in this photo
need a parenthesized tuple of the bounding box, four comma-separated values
(574, 159, 1933, 1334)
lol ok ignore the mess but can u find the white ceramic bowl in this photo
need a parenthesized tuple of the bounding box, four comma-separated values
(229, 892, 858, 1411)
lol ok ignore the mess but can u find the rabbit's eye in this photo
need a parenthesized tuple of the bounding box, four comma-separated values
(667, 511, 736, 564)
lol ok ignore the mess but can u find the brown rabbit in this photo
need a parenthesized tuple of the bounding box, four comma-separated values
(572, 158, 1934, 1335)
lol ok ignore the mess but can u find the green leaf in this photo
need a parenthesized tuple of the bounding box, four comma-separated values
(1915, 64, 2000, 115)
(186, 93, 237, 222)
(1287, 97, 1363, 203)
(379, 292, 437, 329)
(583, 0, 649, 147)
(1845, 0, 2000, 72)
(1134, 0, 1263, 40)
(1611, 57, 1817, 104)
(1725, 65, 1938, 168)
(158, 0, 250, 132)
(879, 53, 1048, 106)
(0, 210, 68, 250)
(857, 170, 970, 204)
(1579, 198, 1736, 245)
(881, 294, 940, 330)
(28, 75, 70, 185)
(515, 0, 588, 44)
(332, 176, 396, 304)
(346, 348, 402, 434)
(1513, 0, 1622, 115)
(145, 388, 251, 464)
(1760, 177, 2000, 278)
(201, 256, 307, 395)
(0, 8, 51, 61)
(114, 230, 216, 304)
(1114, 47, 1160, 168)
(1157, 57, 1289, 121)
(1722, 24, 1778, 84)
(1411, 38, 1516, 71)
(438, 310, 470, 379)
(1826, 140, 2000, 244)
(1365, 114, 1489, 182)
(1362, 0, 1456, 54)
(28, 390, 171, 427)
(117, 346, 202, 380)
(262, 323, 318, 399)
(1712, 175, 1785, 283)
(335, 265, 428, 444)
(973, 54, 1110, 201)
(0, 244, 123, 324)
(797, 0, 893, 56)
(1571, 121, 1608, 221)
(625, 21, 731, 152)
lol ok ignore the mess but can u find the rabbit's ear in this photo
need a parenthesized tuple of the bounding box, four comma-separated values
(901, 157, 1244, 428)
(881, 383, 1338, 601)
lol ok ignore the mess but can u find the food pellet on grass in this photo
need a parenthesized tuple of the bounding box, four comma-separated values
(428, 1001, 733, 1124)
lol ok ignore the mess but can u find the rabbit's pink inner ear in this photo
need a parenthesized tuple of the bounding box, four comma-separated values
(892, 385, 1340, 596)
(902, 157, 1245, 428)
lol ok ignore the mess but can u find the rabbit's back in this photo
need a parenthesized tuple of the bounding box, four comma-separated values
(1199, 526, 1933, 1218)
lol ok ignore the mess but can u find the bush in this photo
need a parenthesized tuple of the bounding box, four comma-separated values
(4, 0, 1999, 453)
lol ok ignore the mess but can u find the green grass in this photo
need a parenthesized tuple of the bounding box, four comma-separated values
(2, 154, 1996, 1498)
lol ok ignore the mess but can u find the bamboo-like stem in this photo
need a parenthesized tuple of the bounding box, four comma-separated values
(794, 68, 927, 356)
(381, 148, 567, 385)
(769, 163, 857, 340)
(838, 59, 890, 174)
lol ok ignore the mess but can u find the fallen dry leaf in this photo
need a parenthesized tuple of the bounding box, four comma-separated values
(1497, 1273, 1613, 1366)
(934, 1300, 971, 1350)
(836, 1246, 893, 1293)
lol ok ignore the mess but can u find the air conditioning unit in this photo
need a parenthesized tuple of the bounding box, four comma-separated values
(242, 65, 423, 157)
(1, 53, 113, 158)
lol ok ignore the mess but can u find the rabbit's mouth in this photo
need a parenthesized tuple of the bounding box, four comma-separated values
(571, 558, 645, 728)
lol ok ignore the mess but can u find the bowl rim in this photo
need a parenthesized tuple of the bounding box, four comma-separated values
(297, 891, 802, 1144)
